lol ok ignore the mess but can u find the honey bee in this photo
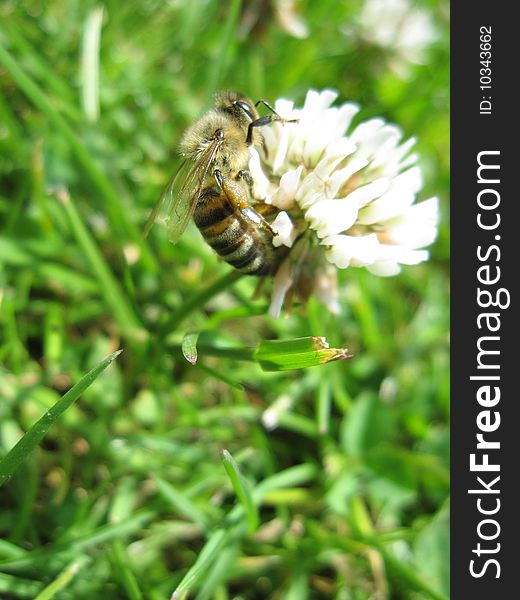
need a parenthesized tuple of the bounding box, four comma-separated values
(145, 91, 293, 275)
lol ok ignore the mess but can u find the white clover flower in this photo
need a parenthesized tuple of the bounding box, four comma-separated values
(239, 0, 308, 41)
(351, 0, 438, 76)
(248, 89, 439, 317)
(274, 0, 309, 39)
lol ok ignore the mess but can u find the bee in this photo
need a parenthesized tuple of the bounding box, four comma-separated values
(145, 91, 293, 275)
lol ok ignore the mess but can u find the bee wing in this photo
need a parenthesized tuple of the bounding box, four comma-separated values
(144, 136, 223, 244)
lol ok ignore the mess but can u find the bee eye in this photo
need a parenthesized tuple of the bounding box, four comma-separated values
(235, 101, 255, 120)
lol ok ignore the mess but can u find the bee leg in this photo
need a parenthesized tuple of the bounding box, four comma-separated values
(237, 169, 254, 194)
(261, 218, 277, 236)
(241, 200, 278, 236)
(253, 203, 279, 236)
(214, 169, 225, 189)
(216, 169, 279, 237)
(254, 99, 280, 115)
(246, 100, 298, 144)
(254, 202, 279, 221)
(246, 116, 299, 145)
(214, 169, 248, 210)
(235, 171, 279, 236)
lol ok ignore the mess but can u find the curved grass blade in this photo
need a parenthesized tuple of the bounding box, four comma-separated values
(221, 449, 259, 533)
(0, 350, 122, 487)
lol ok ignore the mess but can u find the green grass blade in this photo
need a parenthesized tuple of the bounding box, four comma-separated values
(273, 412, 319, 438)
(317, 379, 331, 435)
(255, 336, 353, 371)
(154, 476, 211, 531)
(181, 332, 199, 365)
(0, 572, 43, 598)
(0, 511, 155, 571)
(195, 542, 238, 600)
(0, 539, 27, 560)
(172, 528, 236, 600)
(161, 270, 243, 333)
(170, 339, 256, 363)
(177, 335, 351, 371)
(221, 449, 259, 533)
(254, 463, 318, 499)
(376, 544, 449, 600)
(196, 362, 244, 390)
(109, 540, 144, 600)
(58, 190, 145, 338)
(172, 463, 316, 597)
(80, 7, 103, 122)
(283, 569, 309, 600)
(34, 557, 89, 600)
(0, 350, 122, 487)
(205, 0, 242, 103)
(1, 18, 81, 122)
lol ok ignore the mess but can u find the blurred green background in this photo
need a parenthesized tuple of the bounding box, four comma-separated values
(0, 1, 449, 598)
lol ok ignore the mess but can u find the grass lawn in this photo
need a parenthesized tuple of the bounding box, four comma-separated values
(1, 1, 449, 598)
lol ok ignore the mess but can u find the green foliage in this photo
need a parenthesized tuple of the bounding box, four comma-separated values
(0, 350, 122, 486)
(0, 0, 449, 598)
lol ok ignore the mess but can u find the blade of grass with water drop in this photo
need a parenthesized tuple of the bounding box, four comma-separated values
(0, 350, 122, 487)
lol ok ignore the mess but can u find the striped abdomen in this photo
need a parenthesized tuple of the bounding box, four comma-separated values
(194, 188, 276, 275)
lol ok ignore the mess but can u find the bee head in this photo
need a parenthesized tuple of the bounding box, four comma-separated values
(215, 91, 259, 125)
